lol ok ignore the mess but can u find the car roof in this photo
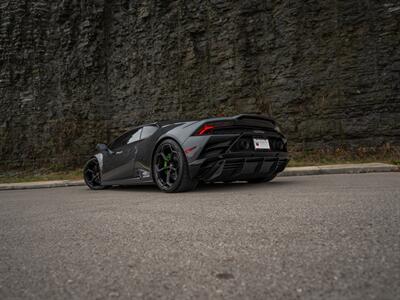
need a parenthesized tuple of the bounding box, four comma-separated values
(138, 119, 195, 127)
(139, 114, 275, 128)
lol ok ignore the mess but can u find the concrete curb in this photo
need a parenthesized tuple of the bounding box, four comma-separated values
(0, 163, 398, 191)
(279, 163, 399, 177)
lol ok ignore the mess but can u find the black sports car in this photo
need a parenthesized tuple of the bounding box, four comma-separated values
(83, 114, 289, 192)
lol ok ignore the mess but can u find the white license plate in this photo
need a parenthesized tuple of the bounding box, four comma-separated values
(253, 138, 270, 150)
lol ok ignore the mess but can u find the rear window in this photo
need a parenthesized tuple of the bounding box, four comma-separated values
(141, 126, 158, 139)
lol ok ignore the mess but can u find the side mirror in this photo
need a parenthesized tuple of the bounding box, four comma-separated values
(96, 143, 109, 152)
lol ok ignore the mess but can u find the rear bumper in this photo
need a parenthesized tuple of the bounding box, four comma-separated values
(189, 151, 289, 182)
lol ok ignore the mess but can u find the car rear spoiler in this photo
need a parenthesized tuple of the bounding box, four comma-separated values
(191, 114, 277, 133)
(233, 114, 276, 125)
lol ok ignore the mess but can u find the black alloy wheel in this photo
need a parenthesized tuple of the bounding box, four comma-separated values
(83, 158, 107, 190)
(153, 139, 198, 192)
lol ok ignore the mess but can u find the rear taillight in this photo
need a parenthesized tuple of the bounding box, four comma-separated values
(193, 120, 235, 136)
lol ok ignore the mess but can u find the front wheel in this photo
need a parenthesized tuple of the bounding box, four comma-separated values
(152, 139, 198, 193)
(83, 158, 108, 190)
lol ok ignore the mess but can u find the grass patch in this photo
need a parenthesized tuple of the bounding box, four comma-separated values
(0, 169, 82, 184)
(288, 145, 400, 167)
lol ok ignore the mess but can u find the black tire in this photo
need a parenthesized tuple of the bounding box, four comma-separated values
(152, 139, 198, 193)
(83, 158, 108, 190)
(247, 173, 277, 183)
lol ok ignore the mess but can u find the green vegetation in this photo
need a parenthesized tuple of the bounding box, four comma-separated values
(0, 169, 82, 184)
(289, 145, 400, 167)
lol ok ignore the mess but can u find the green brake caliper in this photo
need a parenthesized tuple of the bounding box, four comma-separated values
(163, 153, 171, 174)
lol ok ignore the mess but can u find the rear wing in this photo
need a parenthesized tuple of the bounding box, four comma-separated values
(234, 114, 276, 126)
(191, 114, 277, 136)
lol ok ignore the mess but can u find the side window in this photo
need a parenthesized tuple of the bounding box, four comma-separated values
(110, 132, 129, 150)
(127, 128, 142, 144)
(110, 128, 141, 149)
(141, 126, 158, 139)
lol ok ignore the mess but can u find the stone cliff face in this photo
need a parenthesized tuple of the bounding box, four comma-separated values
(1, 0, 400, 168)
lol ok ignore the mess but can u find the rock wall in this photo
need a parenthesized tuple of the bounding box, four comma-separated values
(1, 0, 400, 168)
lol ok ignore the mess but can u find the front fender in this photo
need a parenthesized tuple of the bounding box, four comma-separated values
(94, 153, 104, 173)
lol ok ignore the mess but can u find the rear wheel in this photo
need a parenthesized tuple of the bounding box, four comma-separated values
(153, 139, 198, 192)
(83, 158, 108, 190)
(247, 173, 277, 183)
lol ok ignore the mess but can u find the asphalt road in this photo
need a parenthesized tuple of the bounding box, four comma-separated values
(0, 173, 399, 300)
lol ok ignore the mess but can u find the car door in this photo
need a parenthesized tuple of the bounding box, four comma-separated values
(131, 125, 159, 180)
(102, 128, 143, 182)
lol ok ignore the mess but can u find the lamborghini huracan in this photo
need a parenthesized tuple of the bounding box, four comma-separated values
(83, 114, 289, 192)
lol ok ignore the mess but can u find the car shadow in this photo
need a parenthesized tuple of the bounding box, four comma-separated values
(108, 178, 297, 194)
(109, 184, 159, 193)
(194, 180, 296, 193)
